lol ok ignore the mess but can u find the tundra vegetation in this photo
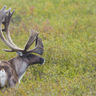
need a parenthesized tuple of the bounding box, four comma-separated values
(0, 0, 96, 96)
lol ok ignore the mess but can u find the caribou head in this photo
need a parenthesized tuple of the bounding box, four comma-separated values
(0, 6, 44, 88)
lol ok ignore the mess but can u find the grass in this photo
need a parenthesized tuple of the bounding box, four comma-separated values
(0, 0, 96, 96)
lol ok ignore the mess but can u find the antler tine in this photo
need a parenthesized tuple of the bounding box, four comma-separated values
(1, 5, 7, 11)
(24, 30, 39, 51)
(27, 37, 44, 55)
(2, 10, 14, 31)
(0, 6, 11, 22)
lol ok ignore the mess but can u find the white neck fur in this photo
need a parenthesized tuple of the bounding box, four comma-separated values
(0, 69, 7, 87)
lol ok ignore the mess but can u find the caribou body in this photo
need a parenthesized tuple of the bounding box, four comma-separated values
(0, 6, 44, 88)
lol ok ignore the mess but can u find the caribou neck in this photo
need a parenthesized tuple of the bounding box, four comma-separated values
(8, 55, 29, 78)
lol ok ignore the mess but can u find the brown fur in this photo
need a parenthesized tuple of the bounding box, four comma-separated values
(0, 61, 18, 87)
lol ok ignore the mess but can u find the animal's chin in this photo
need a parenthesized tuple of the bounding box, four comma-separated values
(40, 58, 45, 65)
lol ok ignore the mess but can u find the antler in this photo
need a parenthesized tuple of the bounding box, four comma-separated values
(0, 6, 11, 22)
(2, 10, 18, 48)
(24, 30, 44, 55)
(0, 6, 23, 52)
(24, 30, 39, 51)
(0, 6, 44, 56)
(27, 37, 44, 55)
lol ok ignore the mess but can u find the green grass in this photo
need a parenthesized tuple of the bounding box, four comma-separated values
(0, 0, 96, 96)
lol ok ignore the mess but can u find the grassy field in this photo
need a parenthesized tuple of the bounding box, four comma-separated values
(0, 0, 96, 96)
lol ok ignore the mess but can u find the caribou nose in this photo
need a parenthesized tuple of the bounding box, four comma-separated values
(40, 58, 45, 64)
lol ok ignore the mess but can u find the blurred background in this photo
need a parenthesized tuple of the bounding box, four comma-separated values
(0, 0, 96, 96)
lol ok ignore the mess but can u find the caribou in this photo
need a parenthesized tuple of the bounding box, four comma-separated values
(0, 6, 44, 88)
